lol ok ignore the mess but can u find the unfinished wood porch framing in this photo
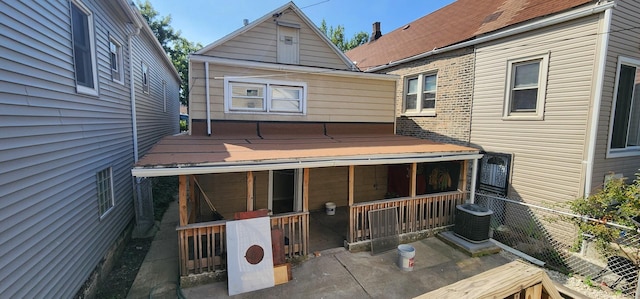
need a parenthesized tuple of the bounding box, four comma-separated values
(175, 160, 473, 276)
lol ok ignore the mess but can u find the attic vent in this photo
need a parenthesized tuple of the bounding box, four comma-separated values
(483, 11, 503, 23)
(402, 24, 410, 30)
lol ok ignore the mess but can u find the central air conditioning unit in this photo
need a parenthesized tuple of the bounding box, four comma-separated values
(453, 203, 493, 243)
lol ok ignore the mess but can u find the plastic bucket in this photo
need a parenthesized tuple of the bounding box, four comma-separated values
(325, 202, 336, 215)
(397, 244, 415, 271)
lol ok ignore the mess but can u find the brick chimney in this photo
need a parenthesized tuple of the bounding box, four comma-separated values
(370, 22, 382, 42)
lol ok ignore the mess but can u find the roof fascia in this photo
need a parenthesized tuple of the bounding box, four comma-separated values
(366, 1, 614, 72)
(195, 2, 293, 55)
(131, 153, 483, 177)
(189, 54, 398, 80)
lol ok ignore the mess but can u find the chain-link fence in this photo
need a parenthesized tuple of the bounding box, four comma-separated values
(475, 192, 640, 297)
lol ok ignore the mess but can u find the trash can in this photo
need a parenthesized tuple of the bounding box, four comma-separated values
(397, 244, 415, 271)
(325, 202, 336, 215)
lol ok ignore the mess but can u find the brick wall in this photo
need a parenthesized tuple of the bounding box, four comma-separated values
(380, 47, 475, 146)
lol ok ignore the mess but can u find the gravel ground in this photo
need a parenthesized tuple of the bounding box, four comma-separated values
(499, 251, 630, 299)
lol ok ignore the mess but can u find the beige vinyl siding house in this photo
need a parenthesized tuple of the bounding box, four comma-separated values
(591, 0, 640, 189)
(470, 13, 603, 205)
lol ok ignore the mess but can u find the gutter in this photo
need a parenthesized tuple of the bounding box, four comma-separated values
(189, 54, 398, 81)
(365, 1, 615, 72)
(584, 4, 614, 197)
(131, 153, 484, 177)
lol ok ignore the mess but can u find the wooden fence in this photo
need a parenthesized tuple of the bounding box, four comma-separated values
(349, 191, 467, 243)
(176, 212, 308, 276)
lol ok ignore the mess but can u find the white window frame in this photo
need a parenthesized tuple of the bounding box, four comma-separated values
(97, 167, 115, 219)
(70, 0, 98, 95)
(402, 72, 437, 116)
(109, 36, 124, 84)
(224, 77, 307, 115)
(607, 56, 640, 158)
(502, 53, 550, 120)
(141, 61, 149, 94)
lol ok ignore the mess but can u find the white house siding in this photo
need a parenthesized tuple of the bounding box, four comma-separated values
(470, 14, 601, 206)
(0, 1, 178, 297)
(200, 8, 349, 70)
(189, 63, 395, 123)
(591, 1, 640, 190)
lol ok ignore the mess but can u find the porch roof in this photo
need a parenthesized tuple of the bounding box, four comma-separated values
(131, 126, 481, 177)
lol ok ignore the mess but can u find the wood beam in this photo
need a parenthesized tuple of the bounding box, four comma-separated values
(247, 171, 254, 211)
(179, 175, 187, 226)
(303, 168, 309, 212)
(348, 165, 354, 206)
(410, 163, 417, 197)
(189, 175, 196, 223)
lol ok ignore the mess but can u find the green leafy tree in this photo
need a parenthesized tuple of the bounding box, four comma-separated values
(137, 1, 201, 107)
(319, 19, 369, 52)
(568, 173, 640, 262)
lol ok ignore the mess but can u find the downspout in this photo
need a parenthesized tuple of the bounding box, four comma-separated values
(127, 23, 141, 162)
(469, 158, 479, 203)
(584, 5, 613, 197)
(205, 62, 211, 136)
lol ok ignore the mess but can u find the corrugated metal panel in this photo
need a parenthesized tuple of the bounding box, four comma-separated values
(0, 0, 177, 297)
(470, 14, 601, 205)
(189, 63, 395, 123)
(200, 7, 349, 70)
(591, 0, 640, 189)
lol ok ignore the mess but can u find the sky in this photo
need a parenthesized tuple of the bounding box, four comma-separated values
(148, 0, 456, 47)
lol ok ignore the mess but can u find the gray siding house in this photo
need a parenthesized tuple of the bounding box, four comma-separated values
(0, 0, 180, 297)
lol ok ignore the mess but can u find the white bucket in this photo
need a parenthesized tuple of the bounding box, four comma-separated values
(397, 244, 415, 271)
(325, 202, 336, 215)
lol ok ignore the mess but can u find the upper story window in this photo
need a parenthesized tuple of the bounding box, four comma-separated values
(97, 167, 114, 218)
(109, 36, 123, 83)
(404, 73, 437, 116)
(224, 77, 306, 114)
(141, 62, 149, 93)
(503, 53, 549, 120)
(608, 56, 640, 157)
(70, 0, 98, 95)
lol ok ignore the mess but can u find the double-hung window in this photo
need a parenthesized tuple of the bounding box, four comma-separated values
(97, 167, 114, 218)
(404, 73, 437, 115)
(109, 36, 123, 83)
(70, 0, 98, 95)
(224, 78, 306, 114)
(608, 56, 640, 157)
(503, 53, 549, 119)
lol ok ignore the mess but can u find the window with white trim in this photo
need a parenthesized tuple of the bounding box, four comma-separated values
(97, 167, 114, 218)
(141, 62, 149, 93)
(224, 78, 306, 114)
(503, 53, 549, 119)
(608, 56, 640, 157)
(70, 0, 98, 95)
(403, 73, 437, 115)
(109, 36, 123, 83)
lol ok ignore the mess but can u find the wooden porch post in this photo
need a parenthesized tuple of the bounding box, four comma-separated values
(247, 171, 254, 211)
(303, 168, 309, 212)
(348, 165, 354, 206)
(179, 175, 187, 226)
(189, 175, 197, 223)
(410, 163, 417, 197)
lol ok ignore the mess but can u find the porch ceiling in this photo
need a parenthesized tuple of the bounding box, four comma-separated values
(131, 132, 480, 177)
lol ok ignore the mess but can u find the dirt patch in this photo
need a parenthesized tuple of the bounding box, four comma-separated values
(95, 237, 153, 298)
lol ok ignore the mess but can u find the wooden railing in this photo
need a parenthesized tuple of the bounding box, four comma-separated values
(270, 212, 309, 258)
(176, 212, 309, 276)
(349, 191, 467, 243)
(177, 220, 227, 276)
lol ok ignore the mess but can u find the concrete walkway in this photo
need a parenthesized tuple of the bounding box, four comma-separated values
(127, 201, 179, 299)
(129, 200, 512, 298)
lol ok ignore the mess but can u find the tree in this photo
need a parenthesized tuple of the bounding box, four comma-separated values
(137, 1, 201, 107)
(319, 19, 369, 52)
(568, 173, 640, 263)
